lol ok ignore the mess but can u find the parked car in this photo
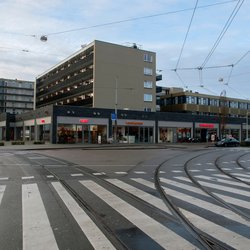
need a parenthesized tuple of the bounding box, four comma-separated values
(215, 138, 240, 147)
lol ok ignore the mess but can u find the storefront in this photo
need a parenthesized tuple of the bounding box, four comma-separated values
(195, 123, 218, 142)
(221, 124, 241, 140)
(115, 120, 155, 143)
(158, 121, 193, 143)
(57, 116, 108, 144)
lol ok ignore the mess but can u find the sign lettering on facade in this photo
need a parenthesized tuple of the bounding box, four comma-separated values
(79, 119, 89, 123)
(199, 123, 215, 128)
(125, 121, 143, 125)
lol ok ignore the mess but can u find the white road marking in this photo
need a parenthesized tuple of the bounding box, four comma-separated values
(160, 177, 250, 226)
(47, 175, 54, 178)
(80, 180, 196, 249)
(189, 170, 200, 172)
(196, 180, 250, 197)
(0, 177, 9, 181)
(194, 175, 249, 188)
(70, 173, 83, 177)
(114, 172, 128, 175)
(106, 178, 172, 215)
(159, 171, 166, 174)
(172, 170, 183, 173)
(52, 182, 115, 249)
(160, 180, 250, 248)
(22, 176, 34, 180)
(204, 169, 217, 171)
(134, 171, 146, 174)
(0, 185, 6, 204)
(93, 172, 106, 176)
(28, 156, 48, 160)
(22, 183, 58, 250)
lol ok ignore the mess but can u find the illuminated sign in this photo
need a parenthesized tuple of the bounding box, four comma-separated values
(79, 119, 89, 123)
(199, 123, 215, 128)
(125, 121, 143, 125)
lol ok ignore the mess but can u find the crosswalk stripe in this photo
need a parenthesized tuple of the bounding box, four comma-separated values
(212, 193, 250, 210)
(159, 177, 249, 226)
(194, 175, 249, 188)
(195, 180, 250, 197)
(160, 183, 250, 248)
(80, 180, 196, 249)
(51, 182, 115, 250)
(106, 178, 172, 215)
(22, 183, 58, 250)
(0, 185, 6, 204)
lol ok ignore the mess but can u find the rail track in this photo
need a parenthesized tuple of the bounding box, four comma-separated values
(12, 147, 250, 249)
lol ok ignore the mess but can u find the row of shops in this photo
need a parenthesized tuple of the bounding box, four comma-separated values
(0, 105, 248, 144)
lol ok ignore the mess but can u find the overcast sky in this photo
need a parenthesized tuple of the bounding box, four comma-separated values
(0, 0, 249, 99)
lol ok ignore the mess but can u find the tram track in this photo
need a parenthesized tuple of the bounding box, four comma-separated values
(214, 152, 250, 186)
(13, 149, 250, 249)
(184, 150, 250, 221)
(155, 148, 250, 249)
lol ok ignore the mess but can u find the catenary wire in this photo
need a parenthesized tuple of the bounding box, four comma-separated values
(42, 0, 237, 37)
(175, 0, 199, 70)
(200, 0, 244, 68)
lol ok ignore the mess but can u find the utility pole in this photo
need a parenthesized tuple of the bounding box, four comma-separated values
(114, 77, 118, 142)
(247, 111, 249, 140)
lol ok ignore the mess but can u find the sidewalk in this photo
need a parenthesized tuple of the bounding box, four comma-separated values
(0, 141, 214, 151)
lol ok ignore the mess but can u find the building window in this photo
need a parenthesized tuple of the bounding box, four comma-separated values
(144, 81, 153, 89)
(144, 53, 153, 62)
(210, 99, 219, 107)
(186, 96, 197, 104)
(198, 97, 208, 105)
(144, 67, 153, 76)
(144, 107, 152, 112)
(144, 94, 152, 102)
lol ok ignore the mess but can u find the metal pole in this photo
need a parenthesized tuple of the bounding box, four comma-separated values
(247, 111, 249, 140)
(114, 77, 118, 142)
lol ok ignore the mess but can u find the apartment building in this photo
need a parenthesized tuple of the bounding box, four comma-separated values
(0, 78, 34, 114)
(36, 40, 156, 112)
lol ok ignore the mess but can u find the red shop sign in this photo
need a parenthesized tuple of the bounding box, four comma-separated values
(199, 123, 215, 128)
(79, 119, 89, 123)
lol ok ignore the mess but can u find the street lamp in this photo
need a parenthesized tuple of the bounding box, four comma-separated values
(246, 111, 250, 140)
(113, 77, 118, 142)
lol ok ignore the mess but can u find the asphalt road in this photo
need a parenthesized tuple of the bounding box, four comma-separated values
(0, 146, 250, 249)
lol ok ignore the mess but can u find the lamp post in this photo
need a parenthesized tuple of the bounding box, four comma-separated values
(247, 111, 250, 140)
(114, 77, 118, 142)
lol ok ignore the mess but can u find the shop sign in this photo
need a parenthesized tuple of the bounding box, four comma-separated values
(125, 121, 143, 125)
(199, 123, 215, 128)
(79, 119, 89, 123)
(41, 119, 45, 123)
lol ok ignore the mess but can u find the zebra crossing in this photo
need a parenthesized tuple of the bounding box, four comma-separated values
(1, 171, 250, 249)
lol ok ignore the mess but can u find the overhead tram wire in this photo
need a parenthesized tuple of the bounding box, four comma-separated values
(173, 0, 199, 90)
(200, 0, 244, 68)
(175, 0, 199, 70)
(38, 0, 237, 38)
